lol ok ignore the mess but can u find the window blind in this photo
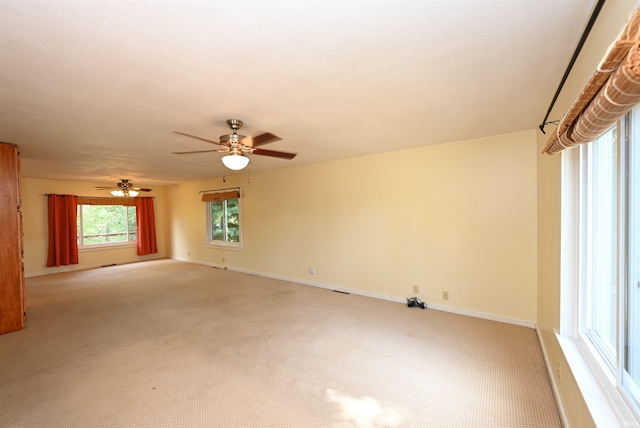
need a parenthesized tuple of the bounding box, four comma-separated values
(77, 196, 136, 206)
(544, 8, 640, 155)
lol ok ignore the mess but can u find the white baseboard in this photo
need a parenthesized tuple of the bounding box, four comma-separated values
(536, 324, 570, 428)
(25, 255, 166, 278)
(427, 303, 535, 328)
(172, 257, 535, 328)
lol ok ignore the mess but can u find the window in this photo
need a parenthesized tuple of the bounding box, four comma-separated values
(625, 106, 640, 411)
(581, 126, 618, 369)
(562, 105, 640, 423)
(77, 204, 137, 247)
(205, 191, 242, 249)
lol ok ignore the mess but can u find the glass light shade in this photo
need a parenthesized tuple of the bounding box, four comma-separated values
(111, 189, 138, 197)
(221, 153, 250, 170)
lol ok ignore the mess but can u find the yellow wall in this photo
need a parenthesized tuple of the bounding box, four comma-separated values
(535, 2, 639, 427)
(22, 178, 166, 277)
(166, 130, 538, 324)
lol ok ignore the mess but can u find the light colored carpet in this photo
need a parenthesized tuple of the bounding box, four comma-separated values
(0, 259, 561, 427)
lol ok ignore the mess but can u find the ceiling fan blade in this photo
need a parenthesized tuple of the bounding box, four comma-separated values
(95, 187, 117, 190)
(132, 188, 153, 192)
(253, 148, 297, 160)
(242, 132, 282, 148)
(173, 131, 221, 145)
(172, 149, 223, 154)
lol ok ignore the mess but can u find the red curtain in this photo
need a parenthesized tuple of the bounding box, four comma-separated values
(135, 197, 158, 256)
(47, 194, 79, 267)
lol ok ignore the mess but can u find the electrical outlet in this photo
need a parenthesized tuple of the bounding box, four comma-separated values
(442, 291, 449, 300)
(556, 362, 562, 380)
(309, 267, 316, 275)
(413, 285, 419, 294)
(187, 251, 190, 257)
(222, 256, 225, 262)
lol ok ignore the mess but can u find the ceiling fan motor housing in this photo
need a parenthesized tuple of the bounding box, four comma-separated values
(221, 119, 245, 147)
(118, 180, 132, 189)
(219, 134, 245, 146)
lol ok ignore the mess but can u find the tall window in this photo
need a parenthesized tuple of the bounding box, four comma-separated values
(77, 204, 137, 246)
(564, 106, 640, 422)
(582, 126, 618, 368)
(206, 192, 242, 249)
(625, 107, 640, 409)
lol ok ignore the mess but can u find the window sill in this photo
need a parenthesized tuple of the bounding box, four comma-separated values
(205, 242, 243, 251)
(79, 242, 137, 252)
(556, 331, 639, 427)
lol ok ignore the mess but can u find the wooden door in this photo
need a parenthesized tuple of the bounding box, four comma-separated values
(0, 142, 25, 334)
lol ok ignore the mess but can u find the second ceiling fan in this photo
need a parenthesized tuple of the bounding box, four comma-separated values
(95, 179, 153, 197)
(173, 119, 297, 170)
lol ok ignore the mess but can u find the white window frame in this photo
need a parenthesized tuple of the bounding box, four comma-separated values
(205, 190, 243, 251)
(559, 112, 640, 427)
(77, 203, 137, 251)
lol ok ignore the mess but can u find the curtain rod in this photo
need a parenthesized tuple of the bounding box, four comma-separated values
(199, 186, 240, 194)
(538, 0, 605, 134)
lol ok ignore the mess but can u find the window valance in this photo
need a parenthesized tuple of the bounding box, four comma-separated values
(201, 190, 240, 202)
(77, 196, 135, 206)
(543, 8, 640, 155)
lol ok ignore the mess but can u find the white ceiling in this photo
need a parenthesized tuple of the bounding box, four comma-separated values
(0, 0, 595, 186)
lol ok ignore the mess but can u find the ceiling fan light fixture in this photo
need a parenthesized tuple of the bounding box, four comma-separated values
(221, 152, 250, 170)
(97, 179, 151, 196)
(110, 189, 139, 197)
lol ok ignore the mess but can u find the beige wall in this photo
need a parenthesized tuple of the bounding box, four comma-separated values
(535, 2, 639, 427)
(22, 178, 166, 277)
(166, 130, 538, 325)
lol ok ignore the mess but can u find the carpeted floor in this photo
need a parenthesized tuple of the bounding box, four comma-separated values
(0, 259, 561, 427)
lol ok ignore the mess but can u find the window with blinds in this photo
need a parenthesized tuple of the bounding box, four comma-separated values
(203, 189, 242, 250)
(562, 107, 640, 423)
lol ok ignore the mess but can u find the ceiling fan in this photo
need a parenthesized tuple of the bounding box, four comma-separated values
(172, 119, 297, 170)
(95, 179, 153, 197)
